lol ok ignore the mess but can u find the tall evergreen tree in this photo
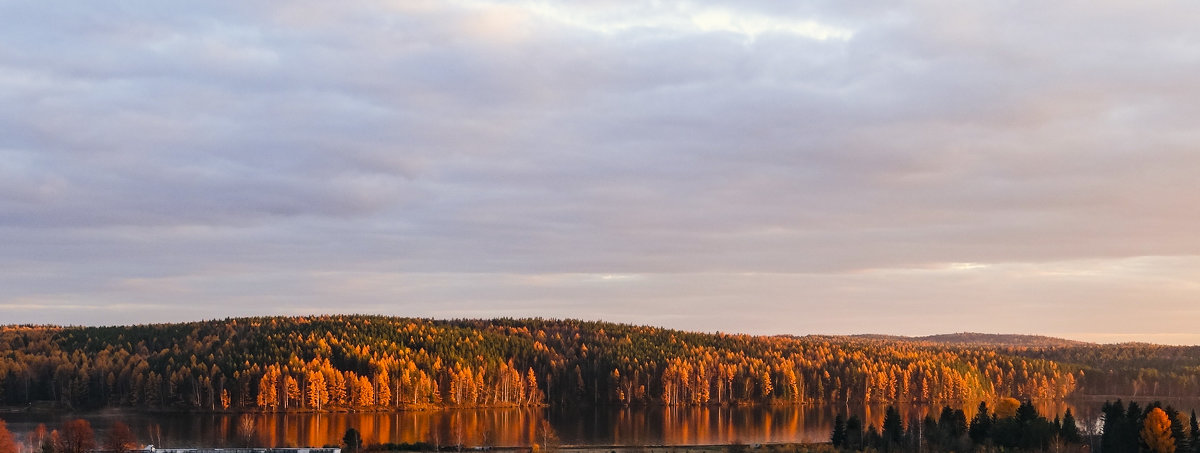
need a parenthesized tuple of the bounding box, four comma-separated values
(1061, 408, 1081, 444)
(922, 415, 941, 449)
(1190, 410, 1199, 453)
(969, 401, 992, 445)
(1101, 400, 1125, 453)
(1164, 405, 1189, 453)
(342, 428, 362, 453)
(949, 409, 968, 438)
(846, 415, 864, 451)
(882, 406, 905, 450)
(866, 425, 882, 451)
(1103, 400, 1141, 453)
(937, 406, 955, 434)
(831, 414, 847, 448)
(1017, 400, 1040, 424)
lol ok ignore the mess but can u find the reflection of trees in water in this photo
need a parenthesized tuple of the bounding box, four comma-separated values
(146, 424, 164, 449)
(536, 420, 559, 452)
(236, 415, 256, 447)
(10, 400, 1195, 448)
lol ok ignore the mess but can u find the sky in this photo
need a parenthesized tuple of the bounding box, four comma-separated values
(3, 1, 1200, 344)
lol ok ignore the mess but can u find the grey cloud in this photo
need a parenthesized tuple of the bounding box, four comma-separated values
(3, 1, 1200, 340)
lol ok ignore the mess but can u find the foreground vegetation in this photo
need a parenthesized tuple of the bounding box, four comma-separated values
(1, 316, 1199, 411)
(831, 398, 1199, 453)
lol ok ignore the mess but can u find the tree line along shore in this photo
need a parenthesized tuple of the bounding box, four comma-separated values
(2, 316, 1199, 413)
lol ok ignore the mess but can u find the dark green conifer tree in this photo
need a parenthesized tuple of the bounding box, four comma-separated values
(922, 414, 941, 450)
(1102, 400, 1139, 453)
(866, 425, 882, 451)
(882, 406, 905, 450)
(949, 409, 968, 439)
(342, 428, 362, 453)
(937, 406, 955, 434)
(831, 414, 847, 448)
(969, 401, 992, 445)
(1162, 404, 1189, 453)
(1061, 408, 1081, 444)
(846, 415, 864, 451)
(1190, 410, 1199, 453)
(1017, 399, 1040, 424)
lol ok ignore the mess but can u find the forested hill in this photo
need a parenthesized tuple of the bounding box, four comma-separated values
(851, 333, 1089, 348)
(1, 316, 1198, 412)
(916, 333, 1089, 347)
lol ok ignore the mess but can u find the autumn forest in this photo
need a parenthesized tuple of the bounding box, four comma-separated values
(1, 316, 1198, 412)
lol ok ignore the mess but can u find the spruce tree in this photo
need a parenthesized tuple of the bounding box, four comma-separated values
(969, 401, 992, 445)
(1061, 408, 1082, 444)
(882, 406, 905, 449)
(831, 414, 847, 448)
(922, 415, 941, 449)
(1190, 410, 1199, 453)
(342, 428, 362, 453)
(846, 415, 863, 451)
(1166, 406, 1189, 453)
(1101, 400, 1126, 453)
(950, 409, 968, 438)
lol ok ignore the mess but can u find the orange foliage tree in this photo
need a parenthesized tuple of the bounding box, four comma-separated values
(0, 420, 18, 453)
(57, 419, 95, 453)
(103, 421, 138, 453)
(1142, 407, 1176, 453)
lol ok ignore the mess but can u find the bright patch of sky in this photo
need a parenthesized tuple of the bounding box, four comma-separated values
(505, 1, 853, 41)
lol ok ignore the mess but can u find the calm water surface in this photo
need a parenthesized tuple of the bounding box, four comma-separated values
(1, 399, 1193, 448)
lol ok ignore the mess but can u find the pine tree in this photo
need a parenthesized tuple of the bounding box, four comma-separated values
(882, 405, 905, 449)
(1190, 410, 1199, 453)
(1166, 406, 1189, 453)
(342, 428, 362, 453)
(846, 415, 864, 451)
(831, 414, 847, 448)
(947, 409, 967, 438)
(1061, 408, 1081, 444)
(969, 401, 992, 445)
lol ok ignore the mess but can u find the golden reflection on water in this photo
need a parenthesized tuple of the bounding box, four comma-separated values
(207, 401, 1104, 447)
(3, 399, 1184, 448)
(229, 410, 545, 448)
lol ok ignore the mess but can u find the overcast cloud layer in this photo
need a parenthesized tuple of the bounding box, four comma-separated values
(3, 1, 1200, 343)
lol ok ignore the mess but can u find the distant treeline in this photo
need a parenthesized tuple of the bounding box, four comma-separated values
(0, 316, 1198, 411)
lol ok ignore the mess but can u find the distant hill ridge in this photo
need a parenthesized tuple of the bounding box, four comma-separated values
(851, 332, 1090, 347)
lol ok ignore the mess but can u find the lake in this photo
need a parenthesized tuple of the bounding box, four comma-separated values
(1, 399, 1194, 448)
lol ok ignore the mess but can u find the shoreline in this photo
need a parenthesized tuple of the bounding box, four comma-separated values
(363, 444, 833, 453)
